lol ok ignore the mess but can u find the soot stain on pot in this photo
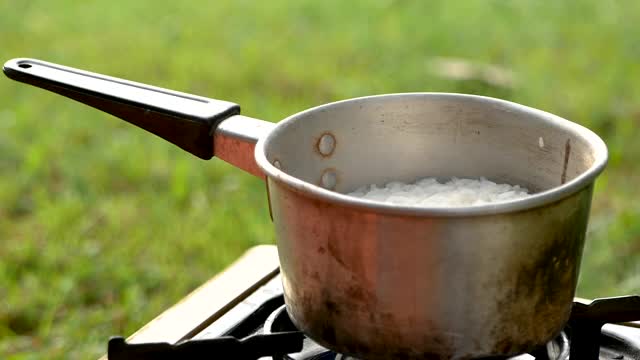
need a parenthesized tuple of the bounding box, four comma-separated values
(315, 291, 340, 346)
(324, 298, 342, 316)
(327, 240, 347, 268)
(345, 284, 373, 303)
(493, 337, 525, 357)
(491, 200, 589, 354)
(510, 236, 574, 310)
(362, 317, 454, 359)
(417, 334, 457, 360)
(561, 138, 571, 184)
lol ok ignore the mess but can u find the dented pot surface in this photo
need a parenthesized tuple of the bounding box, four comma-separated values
(4, 59, 607, 359)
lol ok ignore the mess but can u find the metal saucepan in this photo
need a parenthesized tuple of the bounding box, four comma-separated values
(3, 58, 608, 359)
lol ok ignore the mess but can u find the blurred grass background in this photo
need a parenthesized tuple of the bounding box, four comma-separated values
(1, 0, 639, 358)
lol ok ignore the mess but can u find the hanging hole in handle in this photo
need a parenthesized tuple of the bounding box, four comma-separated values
(18, 64, 32, 69)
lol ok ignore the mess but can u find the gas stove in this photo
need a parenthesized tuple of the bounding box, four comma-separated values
(101, 246, 640, 360)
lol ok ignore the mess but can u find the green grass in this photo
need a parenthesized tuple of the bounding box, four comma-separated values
(1, 1, 639, 358)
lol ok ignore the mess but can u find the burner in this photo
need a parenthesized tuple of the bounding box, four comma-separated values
(263, 305, 572, 360)
(264, 304, 340, 360)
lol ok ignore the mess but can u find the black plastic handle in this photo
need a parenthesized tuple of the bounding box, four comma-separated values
(3, 58, 240, 159)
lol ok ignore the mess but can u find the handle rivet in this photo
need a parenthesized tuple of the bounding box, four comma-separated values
(320, 169, 337, 190)
(317, 133, 336, 156)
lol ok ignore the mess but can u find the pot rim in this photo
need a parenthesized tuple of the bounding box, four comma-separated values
(254, 93, 608, 217)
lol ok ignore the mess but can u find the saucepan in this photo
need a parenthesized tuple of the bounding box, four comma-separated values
(3, 58, 607, 359)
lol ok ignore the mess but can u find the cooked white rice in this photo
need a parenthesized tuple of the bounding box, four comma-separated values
(347, 177, 530, 207)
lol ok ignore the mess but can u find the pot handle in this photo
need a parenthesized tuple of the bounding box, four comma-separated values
(3, 58, 241, 160)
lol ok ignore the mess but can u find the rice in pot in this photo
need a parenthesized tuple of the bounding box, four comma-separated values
(347, 177, 530, 207)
